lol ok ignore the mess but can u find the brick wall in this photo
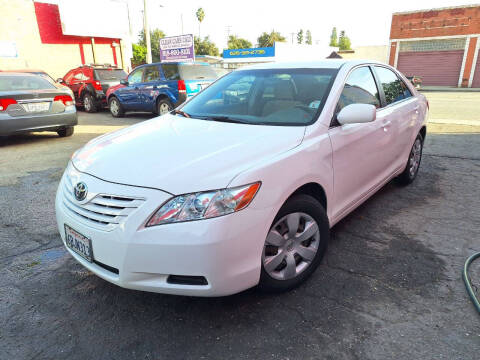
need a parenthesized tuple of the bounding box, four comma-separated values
(390, 5, 480, 40)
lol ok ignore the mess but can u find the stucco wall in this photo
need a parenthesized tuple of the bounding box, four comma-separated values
(338, 46, 389, 63)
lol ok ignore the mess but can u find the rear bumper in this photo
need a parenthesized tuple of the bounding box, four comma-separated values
(0, 109, 77, 135)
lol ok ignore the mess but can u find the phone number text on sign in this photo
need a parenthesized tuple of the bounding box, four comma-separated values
(162, 48, 192, 57)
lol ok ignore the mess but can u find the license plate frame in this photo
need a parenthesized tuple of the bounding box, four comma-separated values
(64, 224, 93, 262)
(21, 101, 50, 113)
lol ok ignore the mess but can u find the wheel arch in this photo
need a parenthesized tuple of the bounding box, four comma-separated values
(287, 182, 328, 213)
(419, 126, 426, 141)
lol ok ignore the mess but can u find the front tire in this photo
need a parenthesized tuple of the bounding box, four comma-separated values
(83, 93, 97, 113)
(57, 126, 74, 137)
(109, 97, 124, 118)
(396, 133, 423, 185)
(259, 194, 329, 293)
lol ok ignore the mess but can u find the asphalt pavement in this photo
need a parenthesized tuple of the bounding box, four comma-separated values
(1, 99, 479, 359)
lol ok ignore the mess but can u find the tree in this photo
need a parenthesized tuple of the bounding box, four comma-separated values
(194, 36, 219, 56)
(196, 8, 205, 37)
(138, 28, 166, 63)
(297, 29, 303, 44)
(338, 30, 352, 50)
(132, 43, 147, 66)
(305, 30, 312, 45)
(257, 30, 287, 47)
(329, 27, 338, 47)
(227, 35, 252, 49)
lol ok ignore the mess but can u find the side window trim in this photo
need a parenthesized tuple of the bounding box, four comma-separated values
(370, 65, 387, 108)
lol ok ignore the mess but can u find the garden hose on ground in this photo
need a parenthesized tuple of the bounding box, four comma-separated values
(463, 252, 480, 314)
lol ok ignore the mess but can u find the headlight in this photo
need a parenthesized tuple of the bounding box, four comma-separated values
(145, 182, 261, 227)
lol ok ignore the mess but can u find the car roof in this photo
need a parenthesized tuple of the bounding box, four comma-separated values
(239, 59, 386, 70)
(136, 61, 210, 69)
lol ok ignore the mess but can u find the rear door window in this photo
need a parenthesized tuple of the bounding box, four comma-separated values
(143, 66, 161, 82)
(94, 69, 127, 81)
(374, 66, 411, 105)
(178, 64, 217, 80)
(336, 66, 380, 113)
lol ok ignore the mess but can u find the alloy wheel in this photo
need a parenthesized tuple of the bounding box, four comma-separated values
(110, 99, 119, 116)
(84, 95, 92, 111)
(262, 212, 320, 280)
(409, 138, 422, 177)
(159, 102, 170, 115)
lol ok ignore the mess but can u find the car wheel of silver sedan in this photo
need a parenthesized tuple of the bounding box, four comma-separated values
(259, 194, 329, 292)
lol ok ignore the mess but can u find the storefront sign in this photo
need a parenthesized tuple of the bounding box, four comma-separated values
(223, 47, 275, 59)
(160, 34, 194, 63)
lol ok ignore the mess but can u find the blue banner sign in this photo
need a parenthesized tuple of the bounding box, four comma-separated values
(223, 46, 275, 59)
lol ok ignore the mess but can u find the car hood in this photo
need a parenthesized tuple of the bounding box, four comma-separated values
(72, 114, 305, 194)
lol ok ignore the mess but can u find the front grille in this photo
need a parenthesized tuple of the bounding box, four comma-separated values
(62, 174, 145, 231)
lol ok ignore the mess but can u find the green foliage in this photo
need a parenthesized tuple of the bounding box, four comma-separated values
(132, 43, 147, 66)
(329, 27, 338, 47)
(305, 30, 312, 45)
(196, 8, 205, 37)
(297, 29, 303, 44)
(257, 31, 287, 47)
(194, 36, 219, 56)
(227, 35, 252, 49)
(338, 30, 352, 50)
(138, 28, 166, 63)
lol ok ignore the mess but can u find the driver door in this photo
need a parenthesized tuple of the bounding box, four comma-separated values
(328, 66, 391, 221)
(116, 67, 144, 109)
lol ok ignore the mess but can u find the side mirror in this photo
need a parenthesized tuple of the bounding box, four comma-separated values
(57, 78, 65, 84)
(337, 103, 376, 125)
(120, 79, 129, 86)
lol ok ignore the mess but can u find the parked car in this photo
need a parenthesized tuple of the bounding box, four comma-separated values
(0, 72, 77, 137)
(61, 64, 127, 113)
(55, 60, 427, 296)
(407, 76, 422, 89)
(106, 62, 217, 117)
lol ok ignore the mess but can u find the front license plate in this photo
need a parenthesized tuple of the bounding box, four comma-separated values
(21, 102, 50, 113)
(65, 224, 92, 262)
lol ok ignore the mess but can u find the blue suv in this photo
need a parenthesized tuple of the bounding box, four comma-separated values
(107, 62, 217, 117)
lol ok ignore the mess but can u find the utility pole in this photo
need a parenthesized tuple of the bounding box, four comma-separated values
(225, 25, 232, 47)
(290, 32, 295, 44)
(143, 0, 152, 63)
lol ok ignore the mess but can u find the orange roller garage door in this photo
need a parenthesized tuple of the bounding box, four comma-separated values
(472, 50, 480, 88)
(397, 50, 464, 86)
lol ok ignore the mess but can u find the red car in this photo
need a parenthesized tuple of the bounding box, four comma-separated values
(61, 64, 127, 112)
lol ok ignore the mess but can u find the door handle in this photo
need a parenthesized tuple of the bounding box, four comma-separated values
(382, 119, 391, 132)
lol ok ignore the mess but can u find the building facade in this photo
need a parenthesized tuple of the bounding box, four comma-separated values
(0, 0, 130, 79)
(389, 4, 480, 87)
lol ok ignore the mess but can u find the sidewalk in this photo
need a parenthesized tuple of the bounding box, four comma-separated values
(420, 86, 480, 92)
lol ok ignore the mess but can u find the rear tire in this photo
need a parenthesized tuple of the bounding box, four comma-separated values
(109, 97, 124, 118)
(396, 133, 423, 185)
(156, 98, 173, 116)
(57, 126, 74, 137)
(83, 93, 97, 113)
(258, 194, 329, 293)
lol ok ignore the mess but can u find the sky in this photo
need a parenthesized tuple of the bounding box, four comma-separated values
(126, 0, 480, 49)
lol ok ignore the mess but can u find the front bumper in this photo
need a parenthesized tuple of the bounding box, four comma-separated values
(55, 164, 269, 296)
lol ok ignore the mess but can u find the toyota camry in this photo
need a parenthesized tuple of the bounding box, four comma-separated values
(55, 60, 427, 296)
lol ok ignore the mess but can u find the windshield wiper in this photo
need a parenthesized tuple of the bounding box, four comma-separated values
(172, 109, 191, 118)
(204, 115, 249, 124)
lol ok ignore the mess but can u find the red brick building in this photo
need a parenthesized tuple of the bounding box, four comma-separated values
(388, 4, 480, 87)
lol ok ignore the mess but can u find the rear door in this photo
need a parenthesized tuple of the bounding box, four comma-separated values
(373, 66, 419, 172)
(68, 69, 84, 103)
(138, 65, 162, 111)
(328, 66, 390, 219)
(115, 67, 144, 109)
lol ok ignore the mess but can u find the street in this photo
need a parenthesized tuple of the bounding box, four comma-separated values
(1, 92, 480, 360)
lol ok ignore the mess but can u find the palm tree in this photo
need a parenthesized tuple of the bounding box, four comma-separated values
(196, 8, 205, 38)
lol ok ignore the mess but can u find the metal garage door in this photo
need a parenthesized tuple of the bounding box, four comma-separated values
(397, 50, 464, 86)
(472, 50, 480, 88)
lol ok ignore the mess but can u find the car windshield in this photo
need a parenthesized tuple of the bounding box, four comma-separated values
(180, 68, 338, 126)
(94, 69, 127, 81)
(179, 64, 217, 80)
(0, 75, 56, 91)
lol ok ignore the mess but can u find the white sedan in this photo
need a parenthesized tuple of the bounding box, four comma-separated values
(55, 60, 427, 296)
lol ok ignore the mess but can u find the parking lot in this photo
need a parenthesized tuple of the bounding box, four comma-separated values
(1, 92, 479, 359)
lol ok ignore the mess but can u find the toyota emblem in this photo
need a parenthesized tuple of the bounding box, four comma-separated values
(74, 182, 88, 201)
